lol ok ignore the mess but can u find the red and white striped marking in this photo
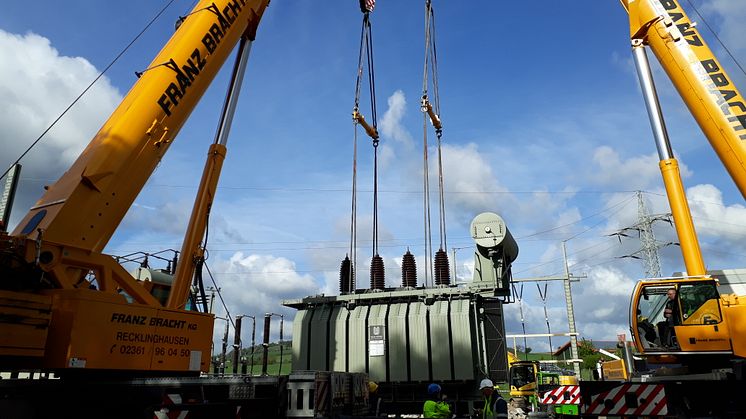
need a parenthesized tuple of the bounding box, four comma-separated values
(153, 394, 190, 419)
(540, 386, 579, 405)
(315, 378, 329, 414)
(584, 384, 667, 416)
(362, 0, 375, 12)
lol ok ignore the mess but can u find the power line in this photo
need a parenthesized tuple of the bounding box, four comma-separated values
(683, 0, 746, 79)
(563, 198, 635, 241)
(518, 194, 636, 240)
(16, 178, 642, 196)
(644, 190, 742, 209)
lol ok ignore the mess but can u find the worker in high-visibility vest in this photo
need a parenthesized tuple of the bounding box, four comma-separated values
(475, 379, 507, 419)
(423, 383, 451, 418)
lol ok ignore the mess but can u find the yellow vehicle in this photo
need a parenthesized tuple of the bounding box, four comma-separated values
(0, 0, 269, 375)
(0, 0, 274, 416)
(621, 0, 746, 367)
(507, 351, 577, 396)
(579, 1, 746, 416)
(509, 361, 561, 398)
(509, 361, 580, 416)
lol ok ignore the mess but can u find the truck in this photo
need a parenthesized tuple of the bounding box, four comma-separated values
(576, 0, 746, 417)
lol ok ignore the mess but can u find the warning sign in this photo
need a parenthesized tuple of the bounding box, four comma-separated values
(369, 325, 385, 357)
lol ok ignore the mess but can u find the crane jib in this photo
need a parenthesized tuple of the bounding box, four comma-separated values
(157, 0, 248, 117)
(701, 60, 746, 141)
(656, 0, 746, 140)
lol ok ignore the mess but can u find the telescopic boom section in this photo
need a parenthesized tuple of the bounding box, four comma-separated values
(631, 42, 706, 277)
(11, 0, 269, 253)
(168, 35, 254, 310)
(623, 0, 746, 199)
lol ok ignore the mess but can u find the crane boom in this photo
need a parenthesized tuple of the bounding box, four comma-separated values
(620, 0, 746, 371)
(0, 0, 270, 374)
(11, 0, 269, 253)
(625, 0, 746, 199)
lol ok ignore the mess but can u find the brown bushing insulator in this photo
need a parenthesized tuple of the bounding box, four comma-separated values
(370, 254, 385, 290)
(401, 250, 417, 288)
(340, 255, 353, 294)
(434, 248, 451, 286)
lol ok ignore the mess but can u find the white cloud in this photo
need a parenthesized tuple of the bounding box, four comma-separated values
(122, 200, 191, 236)
(565, 265, 638, 341)
(225, 252, 318, 294)
(377, 143, 397, 169)
(699, 0, 746, 56)
(584, 265, 637, 298)
(210, 252, 321, 328)
(0, 29, 121, 227)
(379, 90, 413, 148)
(688, 183, 746, 242)
(440, 142, 514, 218)
(589, 146, 692, 190)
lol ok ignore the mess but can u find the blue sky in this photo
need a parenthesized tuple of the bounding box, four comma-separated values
(2, 0, 746, 350)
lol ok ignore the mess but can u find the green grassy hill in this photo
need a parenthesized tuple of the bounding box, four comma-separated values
(212, 341, 607, 380)
(211, 342, 292, 375)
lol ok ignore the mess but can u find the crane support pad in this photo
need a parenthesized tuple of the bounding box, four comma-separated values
(0, 290, 51, 358)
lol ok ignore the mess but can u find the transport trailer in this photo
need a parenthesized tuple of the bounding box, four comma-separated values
(0, 372, 374, 419)
(0, 374, 288, 419)
(286, 371, 369, 418)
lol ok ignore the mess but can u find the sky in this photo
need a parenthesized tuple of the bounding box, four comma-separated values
(2, 0, 746, 353)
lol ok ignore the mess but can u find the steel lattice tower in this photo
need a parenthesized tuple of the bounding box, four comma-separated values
(637, 191, 663, 278)
(613, 191, 674, 278)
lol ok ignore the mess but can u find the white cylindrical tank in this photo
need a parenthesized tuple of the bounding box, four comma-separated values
(470, 212, 519, 263)
(130, 267, 174, 286)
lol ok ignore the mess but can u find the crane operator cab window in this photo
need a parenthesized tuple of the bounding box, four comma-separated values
(637, 281, 722, 350)
(637, 284, 683, 350)
(509, 364, 536, 391)
(677, 281, 722, 326)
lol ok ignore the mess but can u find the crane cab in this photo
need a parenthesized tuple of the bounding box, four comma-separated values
(630, 277, 734, 357)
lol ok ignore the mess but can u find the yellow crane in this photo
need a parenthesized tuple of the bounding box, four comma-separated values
(622, 0, 746, 366)
(0, 0, 270, 375)
(578, 1, 746, 416)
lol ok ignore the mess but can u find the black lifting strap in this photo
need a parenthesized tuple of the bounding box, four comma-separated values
(353, 12, 380, 256)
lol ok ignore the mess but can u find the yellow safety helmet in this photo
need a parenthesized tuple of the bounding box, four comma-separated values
(369, 381, 379, 393)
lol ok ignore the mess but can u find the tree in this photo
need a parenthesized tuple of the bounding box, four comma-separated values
(578, 338, 602, 372)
